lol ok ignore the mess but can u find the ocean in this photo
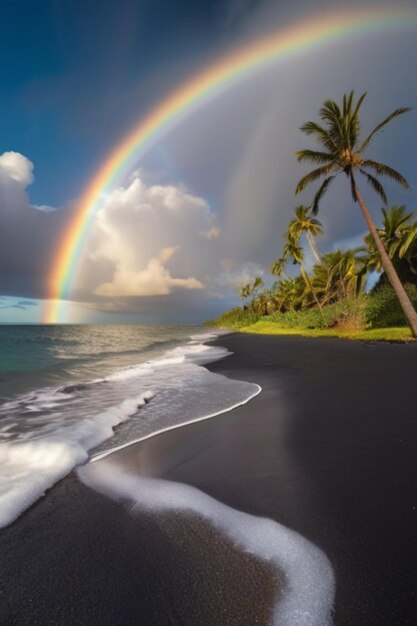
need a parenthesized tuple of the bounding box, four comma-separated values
(0, 324, 259, 529)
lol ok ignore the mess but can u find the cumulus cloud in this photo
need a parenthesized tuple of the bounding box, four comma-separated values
(74, 174, 217, 302)
(0, 152, 34, 186)
(95, 246, 204, 296)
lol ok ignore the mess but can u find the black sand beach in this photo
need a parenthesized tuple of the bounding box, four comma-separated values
(1, 333, 417, 625)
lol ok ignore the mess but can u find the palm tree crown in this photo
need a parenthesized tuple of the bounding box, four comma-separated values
(289, 205, 323, 239)
(288, 205, 323, 262)
(365, 206, 417, 281)
(296, 91, 410, 213)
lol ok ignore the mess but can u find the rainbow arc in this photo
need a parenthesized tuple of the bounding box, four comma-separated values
(44, 6, 417, 323)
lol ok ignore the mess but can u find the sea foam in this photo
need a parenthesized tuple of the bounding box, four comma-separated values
(0, 331, 259, 528)
(78, 461, 335, 626)
(0, 391, 153, 528)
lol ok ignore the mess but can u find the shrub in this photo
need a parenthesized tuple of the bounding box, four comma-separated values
(206, 307, 260, 329)
(269, 298, 366, 330)
(365, 283, 417, 328)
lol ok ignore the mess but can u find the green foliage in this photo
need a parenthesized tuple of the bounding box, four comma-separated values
(209, 287, 417, 332)
(239, 321, 413, 342)
(239, 276, 264, 301)
(364, 205, 417, 283)
(206, 307, 260, 329)
(269, 297, 366, 330)
(365, 283, 417, 327)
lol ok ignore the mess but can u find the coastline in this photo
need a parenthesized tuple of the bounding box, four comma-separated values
(1, 332, 416, 624)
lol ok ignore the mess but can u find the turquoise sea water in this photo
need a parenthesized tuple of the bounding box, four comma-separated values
(0, 324, 202, 402)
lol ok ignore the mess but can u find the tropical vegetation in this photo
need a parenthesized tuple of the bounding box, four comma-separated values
(295, 91, 417, 337)
(208, 92, 417, 341)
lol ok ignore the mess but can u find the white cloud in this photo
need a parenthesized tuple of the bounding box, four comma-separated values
(77, 173, 216, 299)
(0, 151, 34, 186)
(32, 204, 57, 213)
(95, 247, 204, 296)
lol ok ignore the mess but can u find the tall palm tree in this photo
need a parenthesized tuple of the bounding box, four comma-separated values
(295, 91, 417, 337)
(288, 205, 323, 263)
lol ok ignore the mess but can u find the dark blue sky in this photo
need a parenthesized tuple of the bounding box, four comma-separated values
(0, 0, 256, 206)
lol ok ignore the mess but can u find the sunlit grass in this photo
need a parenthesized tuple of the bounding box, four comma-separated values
(239, 320, 414, 342)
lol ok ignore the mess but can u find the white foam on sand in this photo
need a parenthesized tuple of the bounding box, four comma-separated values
(90, 382, 261, 462)
(78, 461, 335, 626)
(0, 391, 153, 528)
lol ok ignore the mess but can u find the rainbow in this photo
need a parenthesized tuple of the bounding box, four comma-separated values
(44, 5, 417, 323)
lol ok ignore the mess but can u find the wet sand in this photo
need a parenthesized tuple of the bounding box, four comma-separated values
(1, 332, 416, 624)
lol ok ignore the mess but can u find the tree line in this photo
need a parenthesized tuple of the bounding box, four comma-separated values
(238, 92, 417, 336)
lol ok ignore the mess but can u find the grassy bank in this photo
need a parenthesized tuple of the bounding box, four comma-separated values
(238, 320, 413, 342)
(207, 289, 417, 342)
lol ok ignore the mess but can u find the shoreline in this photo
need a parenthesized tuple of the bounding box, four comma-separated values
(91, 380, 261, 462)
(1, 332, 416, 624)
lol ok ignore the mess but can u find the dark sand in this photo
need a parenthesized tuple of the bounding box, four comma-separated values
(1, 333, 416, 625)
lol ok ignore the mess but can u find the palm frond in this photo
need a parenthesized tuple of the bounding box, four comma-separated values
(351, 92, 367, 120)
(271, 257, 286, 277)
(299, 121, 338, 152)
(359, 169, 388, 204)
(349, 92, 366, 149)
(295, 164, 334, 195)
(320, 100, 343, 144)
(296, 149, 335, 165)
(399, 226, 417, 258)
(359, 107, 411, 153)
(342, 92, 354, 118)
(381, 205, 413, 230)
(361, 159, 410, 189)
(311, 175, 336, 214)
(320, 99, 341, 123)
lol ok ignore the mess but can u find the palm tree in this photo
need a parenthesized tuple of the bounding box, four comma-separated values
(365, 206, 417, 282)
(288, 205, 323, 263)
(253, 289, 273, 316)
(283, 234, 324, 315)
(239, 276, 264, 308)
(271, 277, 304, 312)
(270, 256, 287, 278)
(312, 249, 367, 304)
(295, 91, 417, 337)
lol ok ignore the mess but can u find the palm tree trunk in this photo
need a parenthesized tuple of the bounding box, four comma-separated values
(306, 231, 321, 263)
(353, 178, 417, 337)
(300, 264, 325, 321)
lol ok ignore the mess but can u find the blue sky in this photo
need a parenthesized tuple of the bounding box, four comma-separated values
(1, 0, 417, 323)
(0, 0, 239, 207)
